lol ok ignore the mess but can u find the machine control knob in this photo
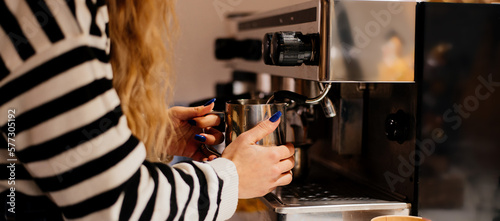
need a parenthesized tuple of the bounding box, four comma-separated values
(266, 32, 319, 66)
(385, 110, 411, 144)
(215, 38, 262, 61)
(262, 33, 274, 65)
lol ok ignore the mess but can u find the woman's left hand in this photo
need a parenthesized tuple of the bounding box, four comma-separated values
(166, 99, 224, 161)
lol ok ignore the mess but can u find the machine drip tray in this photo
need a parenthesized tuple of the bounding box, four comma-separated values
(263, 183, 409, 215)
(261, 168, 410, 219)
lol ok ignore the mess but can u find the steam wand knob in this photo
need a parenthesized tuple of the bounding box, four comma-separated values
(385, 110, 411, 144)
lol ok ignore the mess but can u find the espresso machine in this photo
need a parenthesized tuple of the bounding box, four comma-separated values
(215, 1, 500, 220)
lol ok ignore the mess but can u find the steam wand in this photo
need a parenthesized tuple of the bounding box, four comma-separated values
(267, 83, 331, 104)
(318, 83, 336, 118)
(307, 82, 331, 104)
(266, 82, 336, 118)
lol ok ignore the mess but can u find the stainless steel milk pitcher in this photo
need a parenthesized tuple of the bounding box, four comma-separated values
(225, 99, 287, 146)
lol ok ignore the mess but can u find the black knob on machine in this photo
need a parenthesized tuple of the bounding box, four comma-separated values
(262, 33, 273, 65)
(385, 110, 411, 144)
(215, 38, 262, 61)
(266, 32, 319, 66)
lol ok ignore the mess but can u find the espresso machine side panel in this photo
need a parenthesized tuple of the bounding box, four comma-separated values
(416, 3, 500, 220)
(311, 82, 418, 204)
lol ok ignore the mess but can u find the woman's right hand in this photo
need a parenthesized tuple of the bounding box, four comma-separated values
(221, 112, 295, 199)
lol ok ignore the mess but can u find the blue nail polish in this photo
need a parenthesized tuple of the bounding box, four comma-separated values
(204, 98, 216, 106)
(188, 119, 196, 126)
(269, 111, 282, 123)
(194, 134, 206, 142)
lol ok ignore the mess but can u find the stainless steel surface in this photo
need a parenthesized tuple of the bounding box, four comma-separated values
(261, 171, 410, 214)
(331, 83, 364, 155)
(281, 77, 296, 92)
(225, 99, 287, 146)
(318, 0, 330, 82)
(326, 0, 416, 82)
(320, 97, 336, 118)
(290, 145, 309, 180)
(228, 0, 416, 82)
(272, 209, 409, 221)
(256, 73, 272, 97)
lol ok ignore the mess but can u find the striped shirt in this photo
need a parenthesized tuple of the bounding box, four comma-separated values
(0, 0, 238, 220)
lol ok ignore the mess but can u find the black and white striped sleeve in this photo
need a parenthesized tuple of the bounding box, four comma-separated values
(0, 0, 238, 220)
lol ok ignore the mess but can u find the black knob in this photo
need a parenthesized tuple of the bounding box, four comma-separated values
(267, 32, 319, 66)
(262, 33, 273, 65)
(215, 38, 262, 61)
(385, 110, 411, 144)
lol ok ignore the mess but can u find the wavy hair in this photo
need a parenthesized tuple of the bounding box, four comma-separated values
(107, 0, 177, 162)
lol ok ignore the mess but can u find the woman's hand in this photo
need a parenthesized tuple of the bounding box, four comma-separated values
(166, 99, 223, 161)
(221, 112, 295, 199)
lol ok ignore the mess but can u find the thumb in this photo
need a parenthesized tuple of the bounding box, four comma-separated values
(170, 102, 215, 120)
(243, 111, 282, 143)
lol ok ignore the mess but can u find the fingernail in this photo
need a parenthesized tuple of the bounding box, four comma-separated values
(269, 111, 282, 123)
(204, 98, 216, 106)
(188, 119, 196, 126)
(194, 134, 206, 142)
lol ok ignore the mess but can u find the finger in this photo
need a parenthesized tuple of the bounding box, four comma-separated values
(277, 156, 295, 173)
(284, 143, 295, 159)
(191, 114, 221, 128)
(208, 155, 218, 161)
(182, 138, 204, 157)
(267, 187, 277, 194)
(201, 155, 217, 162)
(274, 171, 293, 186)
(267, 143, 295, 161)
(194, 135, 222, 157)
(241, 111, 282, 143)
(191, 149, 209, 161)
(201, 128, 224, 145)
(169, 103, 215, 121)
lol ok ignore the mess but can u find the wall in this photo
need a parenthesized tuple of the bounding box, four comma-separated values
(173, 0, 308, 105)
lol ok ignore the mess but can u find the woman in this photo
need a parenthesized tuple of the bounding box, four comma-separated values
(0, 0, 294, 220)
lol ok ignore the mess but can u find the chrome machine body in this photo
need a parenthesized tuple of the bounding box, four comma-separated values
(215, 1, 500, 220)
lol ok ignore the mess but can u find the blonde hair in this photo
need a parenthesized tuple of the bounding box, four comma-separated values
(107, 0, 177, 162)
